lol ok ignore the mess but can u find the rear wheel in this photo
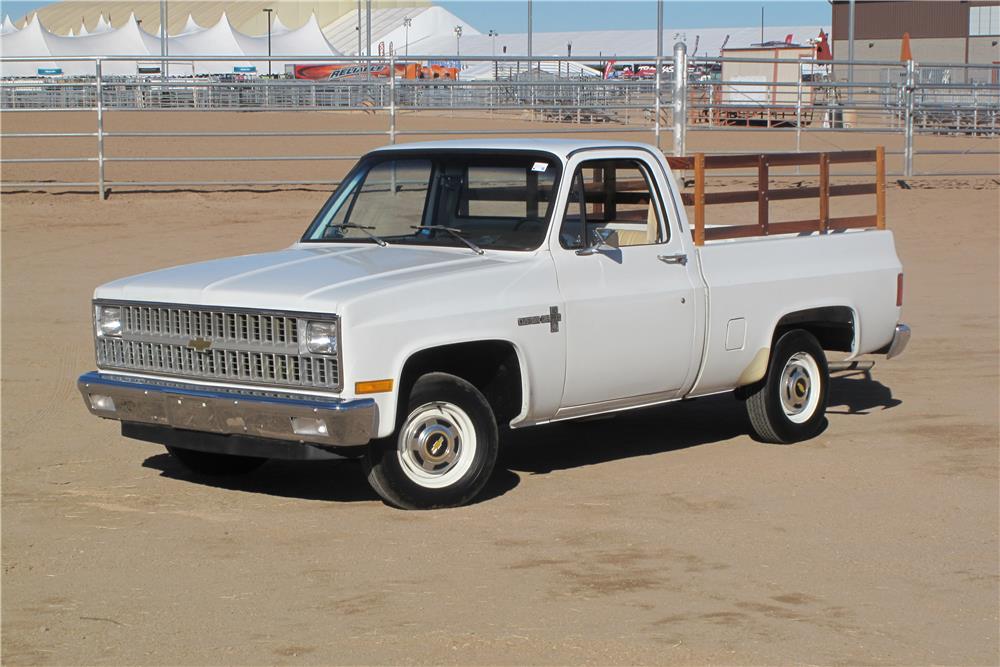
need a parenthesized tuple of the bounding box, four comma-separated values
(744, 329, 829, 443)
(364, 372, 499, 510)
(165, 446, 267, 476)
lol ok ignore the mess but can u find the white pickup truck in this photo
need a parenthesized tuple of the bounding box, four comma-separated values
(79, 139, 909, 509)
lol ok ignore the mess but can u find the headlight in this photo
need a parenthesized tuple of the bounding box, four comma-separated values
(304, 320, 337, 355)
(96, 305, 122, 337)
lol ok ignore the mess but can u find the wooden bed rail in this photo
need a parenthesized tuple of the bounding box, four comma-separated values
(667, 147, 887, 246)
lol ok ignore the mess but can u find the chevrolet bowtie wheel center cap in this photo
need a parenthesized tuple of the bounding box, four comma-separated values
(418, 424, 457, 469)
(780, 354, 816, 417)
(421, 430, 452, 463)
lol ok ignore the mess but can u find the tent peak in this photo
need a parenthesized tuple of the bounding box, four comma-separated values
(179, 13, 203, 35)
(270, 13, 290, 34)
(0, 14, 18, 34)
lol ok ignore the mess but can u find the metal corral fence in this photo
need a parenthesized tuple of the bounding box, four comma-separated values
(1, 51, 997, 198)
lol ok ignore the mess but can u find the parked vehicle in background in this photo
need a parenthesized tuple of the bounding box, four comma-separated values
(78, 139, 909, 509)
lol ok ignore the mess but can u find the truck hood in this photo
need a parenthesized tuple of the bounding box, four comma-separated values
(95, 244, 527, 312)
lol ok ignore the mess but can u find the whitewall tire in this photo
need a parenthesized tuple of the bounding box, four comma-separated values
(364, 372, 499, 509)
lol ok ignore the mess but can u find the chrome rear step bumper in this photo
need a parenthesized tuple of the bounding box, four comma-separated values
(885, 323, 911, 360)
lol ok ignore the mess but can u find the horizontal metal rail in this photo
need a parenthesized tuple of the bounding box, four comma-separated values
(2, 53, 996, 196)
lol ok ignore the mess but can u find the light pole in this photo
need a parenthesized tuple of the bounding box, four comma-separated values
(489, 29, 498, 80)
(263, 8, 273, 77)
(454, 25, 462, 58)
(847, 0, 856, 102)
(527, 0, 532, 74)
(366, 0, 372, 80)
(403, 17, 412, 58)
(158, 0, 168, 82)
(656, 0, 663, 61)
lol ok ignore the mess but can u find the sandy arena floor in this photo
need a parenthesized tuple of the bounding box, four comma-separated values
(1, 113, 998, 665)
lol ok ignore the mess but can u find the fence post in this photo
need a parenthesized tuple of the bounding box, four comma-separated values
(757, 154, 769, 235)
(95, 59, 105, 200)
(693, 153, 705, 246)
(388, 56, 396, 144)
(876, 145, 886, 229)
(795, 72, 803, 152)
(654, 55, 662, 149)
(818, 153, 830, 233)
(672, 41, 687, 157)
(904, 59, 916, 178)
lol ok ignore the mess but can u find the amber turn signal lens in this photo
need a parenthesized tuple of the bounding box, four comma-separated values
(355, 379, 394, 394)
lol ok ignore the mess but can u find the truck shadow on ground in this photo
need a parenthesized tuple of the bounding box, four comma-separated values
(141, 375, 899, 504)
(502, 374, 901, 475)
(141, 454, 520, 505)
(826, 372, 902, 415)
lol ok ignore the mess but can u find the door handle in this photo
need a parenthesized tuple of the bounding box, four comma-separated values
(657, 253, 688, 266)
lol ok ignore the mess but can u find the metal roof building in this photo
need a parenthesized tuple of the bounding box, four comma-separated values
(830, 0, 999, 77)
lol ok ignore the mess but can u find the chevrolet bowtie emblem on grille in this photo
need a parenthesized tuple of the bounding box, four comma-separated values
(517, 306, 562, 333)
(187, 337, 213, 352)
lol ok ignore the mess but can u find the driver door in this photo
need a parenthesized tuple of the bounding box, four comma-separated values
(551, 151, 699, 413)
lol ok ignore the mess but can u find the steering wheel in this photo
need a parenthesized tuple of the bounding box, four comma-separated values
(513, 218, 542, 231)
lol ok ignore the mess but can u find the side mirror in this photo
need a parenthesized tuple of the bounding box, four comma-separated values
(575, 228, 613, 256)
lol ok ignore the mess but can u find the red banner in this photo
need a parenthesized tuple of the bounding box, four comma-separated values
(293, 63, 459, 81)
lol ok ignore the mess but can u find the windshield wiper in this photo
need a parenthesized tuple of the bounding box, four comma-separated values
(328, 223, 387, 247)
(411, 225, 484, 255)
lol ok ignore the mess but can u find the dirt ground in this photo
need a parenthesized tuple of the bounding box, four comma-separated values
(1, 114, 998, 666)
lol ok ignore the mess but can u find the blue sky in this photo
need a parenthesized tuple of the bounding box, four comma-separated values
(1, 1, 830, 30)
(440, 2, 829, 32)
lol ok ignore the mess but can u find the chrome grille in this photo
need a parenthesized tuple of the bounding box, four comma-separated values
(120, 305, 298, 345)
(95, 304, 339, 390)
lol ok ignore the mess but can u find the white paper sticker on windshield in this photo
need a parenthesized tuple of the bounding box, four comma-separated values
(531, 161, 549, 173)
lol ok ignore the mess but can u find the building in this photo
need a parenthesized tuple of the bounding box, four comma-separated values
(831, 0, 999, 71)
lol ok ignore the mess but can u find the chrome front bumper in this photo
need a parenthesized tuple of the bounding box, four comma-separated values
(78, 371, 376, 447)
(886, 323, 911, 359)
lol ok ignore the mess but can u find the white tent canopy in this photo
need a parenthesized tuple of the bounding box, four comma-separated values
(0, 8, 826, 80)
(270, 15, 291, 36)
(177, 14, 204, 36)
(323, 5, 479, 56)
(0, 10, 341, 77)
(0, 15, 60, 76)
(92, 15, 112, 35)
(1, 15, 18, 35)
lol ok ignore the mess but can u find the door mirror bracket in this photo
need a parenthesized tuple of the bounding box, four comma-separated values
(575, 228, 614, 256)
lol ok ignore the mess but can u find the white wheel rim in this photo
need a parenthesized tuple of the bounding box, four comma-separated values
(779, 351, 822, 424)
(397, 401, 478, 489)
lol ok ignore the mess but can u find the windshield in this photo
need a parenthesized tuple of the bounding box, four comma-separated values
(302, 152, 561, 251)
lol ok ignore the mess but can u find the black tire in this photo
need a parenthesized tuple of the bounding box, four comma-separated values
(363, 372, 499, 510)
(744, 329, 829, 444)
(165, 446, 267, 476)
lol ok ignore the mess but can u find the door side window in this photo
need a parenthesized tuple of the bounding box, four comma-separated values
(560, 158, 667, 250)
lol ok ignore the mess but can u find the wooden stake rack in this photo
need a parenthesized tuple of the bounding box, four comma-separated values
(667, 146, 886, 246)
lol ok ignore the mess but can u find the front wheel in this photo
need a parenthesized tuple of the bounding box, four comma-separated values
(364, 372, 499, 510)
(744, 329, 829, 444)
